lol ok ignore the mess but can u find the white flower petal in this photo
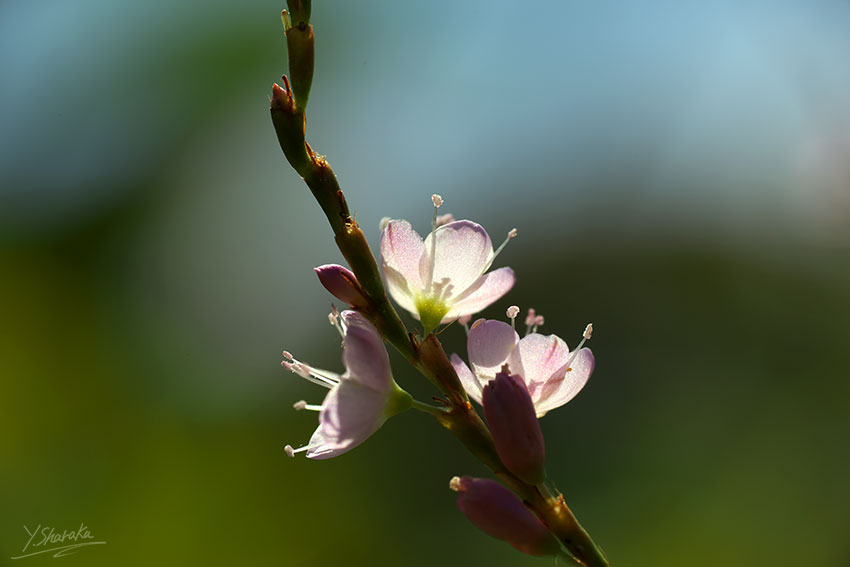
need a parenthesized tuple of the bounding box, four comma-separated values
(506, 333, 571, 398)
(444, 267, 516, 322)
(340, 311, 392, 392)
(451, 353, 483, 405)
(421, 220, 494, 301)
(306, 381, 387, 459)
(380, 219, 425, 300)
(383, 264, 420, 316)
(468, 318, 519, 381)
(533, 348, 594, 416)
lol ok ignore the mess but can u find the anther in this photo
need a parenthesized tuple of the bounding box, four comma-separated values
(293, 400, 308, 410)
(449, 476, 463, 492)
(432, 194, 444, 208)
(284, 444, 309, 458)
(506, 305, 520, 329)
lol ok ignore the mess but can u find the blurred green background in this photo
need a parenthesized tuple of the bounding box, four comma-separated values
(2, 0, 849, 565)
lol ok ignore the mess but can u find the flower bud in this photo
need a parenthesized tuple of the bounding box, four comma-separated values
(483, 371, 546, 485)
(314, 264, 369, 308)
(450, 476, 560, 557)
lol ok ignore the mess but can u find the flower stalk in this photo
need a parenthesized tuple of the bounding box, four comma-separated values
(269, 4, 609, 565)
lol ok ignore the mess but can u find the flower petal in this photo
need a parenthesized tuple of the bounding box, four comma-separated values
(451, 353, 483, 405)
(468, 319, 519, 381)
(383, 264, 420, 316)
(380, 220, 425, 308)
(444, 267, 516, 322)
(421, 220, 494, 301)
(533, 348, 594, 416)
(340, 311, 392, 392)
(506, 333, 571, 399)
(306, 381, 387, 459)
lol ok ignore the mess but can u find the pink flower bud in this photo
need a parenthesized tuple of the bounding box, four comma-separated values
(451, 476, 560, 557)
(314, 264, 369, 307)
(483, 371, 546, 485)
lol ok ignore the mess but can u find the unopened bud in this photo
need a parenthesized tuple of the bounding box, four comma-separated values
(483, 372, 546, 485)
(451, 476, 560, 557)
(314, 264, 369, 308)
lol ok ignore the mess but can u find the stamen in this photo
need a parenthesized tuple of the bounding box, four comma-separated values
(431, 194, 443, 232)
(524, 308, 544, 337)
(427, 196, 442, 290)
(293, 400, 323, 412)
(458, 314, 472, 336)
(449, 476, 463, 492)
(281, 352, 340, 389)
(329, 304, 344, 337)
(493, 228, 518, 259)
(284, 444, 309, 458)
(563, 322, 593, 372)
(531, 315, 545, 334)
(506, 305, 520, 329)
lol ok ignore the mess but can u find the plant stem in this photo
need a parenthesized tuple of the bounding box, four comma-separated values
(269, 5, 609, 565)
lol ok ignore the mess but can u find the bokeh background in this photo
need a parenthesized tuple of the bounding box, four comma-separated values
(2, 0, 849, 565)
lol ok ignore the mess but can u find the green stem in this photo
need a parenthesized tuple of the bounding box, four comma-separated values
(410, 399, 446, 417)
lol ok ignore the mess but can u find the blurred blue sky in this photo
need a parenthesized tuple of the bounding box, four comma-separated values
(2, 0, 850, 241)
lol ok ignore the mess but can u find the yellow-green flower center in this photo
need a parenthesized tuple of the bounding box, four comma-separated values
(415, 295, 449, 335)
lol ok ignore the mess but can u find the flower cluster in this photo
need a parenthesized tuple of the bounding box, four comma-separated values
(281, 195, 596, 558)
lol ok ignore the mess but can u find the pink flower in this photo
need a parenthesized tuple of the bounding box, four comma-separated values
(282, 311, 411, 459)
(380, 219, 515, 332)
(451, 319, 594, 417)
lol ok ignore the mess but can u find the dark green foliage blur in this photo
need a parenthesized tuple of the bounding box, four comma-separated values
(2, 1, 849, 565)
